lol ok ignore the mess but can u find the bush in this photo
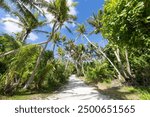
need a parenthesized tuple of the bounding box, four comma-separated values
(131, 54, 150, 86)
(85, 61, 115, 83)
(0, 45, 41, 95)
(42, 60, 72, 90)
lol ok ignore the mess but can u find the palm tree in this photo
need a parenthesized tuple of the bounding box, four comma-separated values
(23, 0, 77, 89)
(87, 10, 103, 34)
(76, 24, 123, 80)
(0, 0, 11, 12)
(2, 1, 47, 43)
(88, 10, 132, 80)
(52, 32, 66, 55)
(7, 0, 46, 13)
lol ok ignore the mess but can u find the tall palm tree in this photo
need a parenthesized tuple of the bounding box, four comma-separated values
(76, 24, 123, 80)
(23, 0, 77, 89)
(2, 1, 47, 43)
(88, 10, 132, 79)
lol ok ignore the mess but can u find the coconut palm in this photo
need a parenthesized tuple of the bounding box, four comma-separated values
(2, 1, 47, 43)
(6, 0, 46, 13)
(23, 0, 77, 89)
(87, 10, 103, 34)
(52, 32, 66, 55)
(76, 24, 123, 80)
(0, 0, 11, 12)
(88, 10, 132, 80)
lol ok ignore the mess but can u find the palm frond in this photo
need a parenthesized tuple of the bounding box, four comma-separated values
(64, 25, 73, 34)
(0, 0, 11, 12)
(33, 30, 49, 34)
(2, 19, 24, 27)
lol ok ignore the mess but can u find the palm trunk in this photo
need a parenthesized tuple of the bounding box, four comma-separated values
(81, 63, 85, 76)
(125, 49, 132, 76)
(0, 49, 18, 58)
(23, 22, 58, 89)
(114, 48, 128, 79)
(22, 30, 30, 43)
(75, 60, 80, 76)
(65, 60, 69, 70)
(52, 43, 56, 56)
(83, 34, 123, 80)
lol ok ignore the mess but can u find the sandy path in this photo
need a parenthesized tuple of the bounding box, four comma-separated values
(47, 75, 110, 100)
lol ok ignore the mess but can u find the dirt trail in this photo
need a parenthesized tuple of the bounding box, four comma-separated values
(47, 75, 110, 100)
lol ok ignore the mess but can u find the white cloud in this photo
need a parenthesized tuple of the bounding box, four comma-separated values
(1, 15, 22, 33)
(67, 0, 77, 16)
(27, 33, 38, 41)
(1, 15, 38, 41)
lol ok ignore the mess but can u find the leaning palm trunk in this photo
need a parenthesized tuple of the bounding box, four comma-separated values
(23, 44, 47, 89)
(125, 49, 132, 76)
(23, 22, 58, 89)
(83, 34, 123, 80)
(114, 48, 128, 79)
(0, 49, 18, 58)
(65, 60, 69, 70)
(52, 43, 56, 56)
(0, 41, 48, 58)
(22, 30, 31, 43)
(81, 62, 85, 76)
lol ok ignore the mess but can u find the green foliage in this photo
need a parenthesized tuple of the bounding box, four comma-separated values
(88, 10, 103, 34)
(8, 45, 40, 82)
(42, 60, 72, 90)
(48, 0, 76, 27)
(102, 0, 150, 48)
(130, 50, 150, 86)
(0, 45, 41, 94)
(0, 34, 21, 53)
(85, 61, 115, 83)
(101, 0, 150, 86)
(137, 87, 150, 100)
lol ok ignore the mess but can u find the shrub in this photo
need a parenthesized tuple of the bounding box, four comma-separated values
(42, 60, 72, 90)
(0, 45, 41, 94)
(85, 61, 115, 83)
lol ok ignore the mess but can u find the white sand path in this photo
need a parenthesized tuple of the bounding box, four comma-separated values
(47, 75, 110, 100)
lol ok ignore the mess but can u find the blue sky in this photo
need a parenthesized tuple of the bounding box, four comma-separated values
(0, 0, 107, 50)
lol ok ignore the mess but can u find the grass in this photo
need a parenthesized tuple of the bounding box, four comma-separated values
(0, 89, 54, 100)
(0, 81, 68, 100)
(96, 81, 150, 100)
(83, 77, 150, 100)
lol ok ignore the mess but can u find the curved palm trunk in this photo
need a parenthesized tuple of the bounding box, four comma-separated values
(83, 34, 123, 80)
(23, 22, 58, 89)
(114, 48, 128, 79)
(22, 30, 31, 43)
(0, 49, 18, 58)
(125, 49, 132, 76)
